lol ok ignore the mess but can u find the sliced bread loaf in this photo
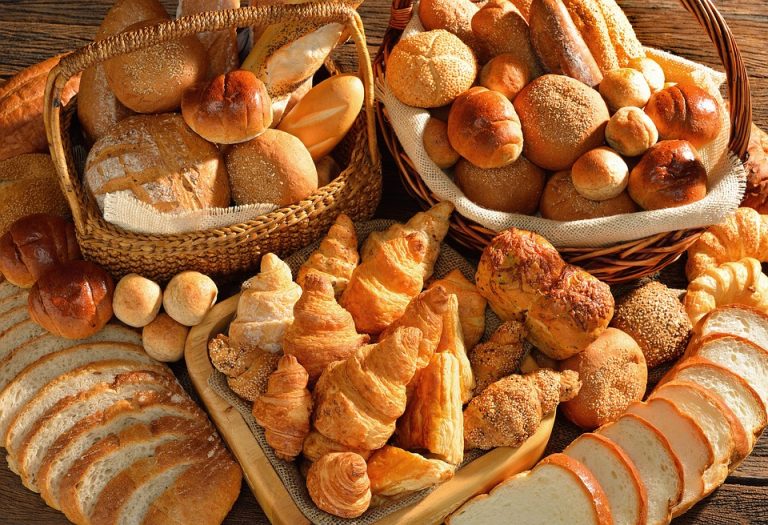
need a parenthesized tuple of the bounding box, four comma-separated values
(693, 305, 768, 351)
(0, 305, 28, 334)
(597, 414, 683, 525)
(448, 453, 612, 525)
(0, 290, 27, 318)
(0, 319, 46, 361)
(564, 433, 647, 525)
(0, 280, 19, 301)
(625, 399, 714, 514)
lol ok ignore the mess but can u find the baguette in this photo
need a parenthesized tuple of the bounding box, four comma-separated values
(561, 0, 619, 72)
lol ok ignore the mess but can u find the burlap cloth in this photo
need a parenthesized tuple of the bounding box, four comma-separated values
(377, 2, 747, 248)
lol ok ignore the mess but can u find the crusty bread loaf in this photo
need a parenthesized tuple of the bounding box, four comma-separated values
(176, 0, 240, 79)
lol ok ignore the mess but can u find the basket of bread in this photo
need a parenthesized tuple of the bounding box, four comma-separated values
(43, 0, 381, 282)
(374, 0, 752, 283)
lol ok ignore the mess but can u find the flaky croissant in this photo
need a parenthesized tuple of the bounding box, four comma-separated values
(307, 452, 371, 519)
(686, 207, 768, 280)
(463, 369, 581, 450)
(367, 446, 455, 502)
(302, 430, 372, 463)
(396, 352, 464, 465)
(437, 294, 475, 404)
(296, 213, 359, 298)
(468, 320, 528, 396)
(684, 257, 768, 326)
(341, 232, 428, 334)
(283, 273, 369, 384)
(313, 327, 422, 451)
(428, 269, 487, 349)
(362, 202, 453, 280)
(252, 355, 312, 461)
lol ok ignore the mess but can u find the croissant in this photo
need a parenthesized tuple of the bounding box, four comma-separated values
(684, 257, 768, 326)
(252, 355, 312, 461)
(341, 232, 429, 334)
(296, 213, 359, 298)
(361, 202, 453, 280)
(307, 452, 371, 519)
(302, 430, 372, 463)
(468, 320, 528, 396)
(463, 369, 581, 450)
(229, 253, 302, 353)
(436, 294, 475, 404)
(313, 327, 422, 451)
(367, 446, 455, 502)
(686, 207, 768, 280)
(428, 269, 487, 349)
(283, 273, 370, 384)
(208, 334, 280, 401)
(396, 352, 464, 465)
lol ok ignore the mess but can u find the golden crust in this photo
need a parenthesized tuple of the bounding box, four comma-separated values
(296, 213, 359, 298)
(428, 269, 487, 350)
(367, 446, 455, 500)
(468, 320, 527, 396)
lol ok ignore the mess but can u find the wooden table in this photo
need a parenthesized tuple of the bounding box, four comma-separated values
(0, 0, 766, 523)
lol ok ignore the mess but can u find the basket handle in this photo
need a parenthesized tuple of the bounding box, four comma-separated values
(44, 3, 378, 233)
(374, 0, 752, 160)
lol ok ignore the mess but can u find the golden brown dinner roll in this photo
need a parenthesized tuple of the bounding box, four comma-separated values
(387, 30, 477, 108)
(540, 171, 638, 220)
(598, 67, 651, 112)
(605, 106, 659, 157)
(182, 70, 272, 144)
(479, 53, 534, 100)
(472, 0, 541, 76)
(560, 328, 647, 430)
(226, 129, 318, 207)
(627, 56, 665, 93)
(104, 19, 208, 113)
(315, 156, 341, 188)
(423, 118, 460, 169)
(112, 273, 162, 328)
(418, 0, 483, 52)
(571, 147, 629, 201)
(448, 87, 524, 169)
(454, 157, 545, 214)
(142, 312, 190, 362)
(628, 140, 708, 210)
(514, 74, 610, 171)
(644, 83, 723, 148)
(163, 271, 218, 327)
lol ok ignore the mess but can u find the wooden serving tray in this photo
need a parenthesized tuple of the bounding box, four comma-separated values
(186, 294, 554, 525)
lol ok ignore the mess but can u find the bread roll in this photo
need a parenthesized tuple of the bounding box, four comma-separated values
(560, 328, 647, 430)
(509, 0, 533, 19)
(104, 19, 208, 113)
(605, 106, 658, 157)
(418, 0, 484, 54)
(0, 214, 81, 288)
(182, 70, 273, 144)
(599, 68, 651, 112)
(112, 273, 162, 328)
(28, 260, 114, 339)
(96, 0, 168, 38)
(454, 157, 545, 214)
(142, 312, 190, 362)
(387, 30, 477, 108)
(561, 0, 619, 73)
(479, 53, 534, 100)
(448, 87, 524, 169)
(0, 154, 70, 236)
(163, 271, 218, 327)
(472, 0, 541, 76)
(514, 74, 609, 171)
(176, 0, 240, 79)
(226, 129, 318, 207)
(644, 83, 723, 148)
(84, 114, 230, 213)
(315, 156, 341, 187)
(571, 147, 629, 201)
(423, 118, 460, 169)
(628, 140, 707, 210)
(627, 57, 665, 93)
(540, 171, 638, 220)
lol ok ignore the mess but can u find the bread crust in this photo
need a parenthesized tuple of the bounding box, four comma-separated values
(539, 454, 613, 525)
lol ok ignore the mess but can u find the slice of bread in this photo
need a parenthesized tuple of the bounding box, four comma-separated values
(0, 290, 27, 318)
(693, 305, 768, 352)
(0, 319, 46, 361)
(597, 414, 683, 525)
(448, 453, 612, 525)
(0, 305, 28, 334)
(625, 399, 714, 514)
(0, 281, 19, 301)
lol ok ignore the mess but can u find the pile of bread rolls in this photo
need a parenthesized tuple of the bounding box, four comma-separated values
(387, 0, 724, 219)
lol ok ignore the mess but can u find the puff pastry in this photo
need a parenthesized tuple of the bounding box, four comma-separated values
(296, 213, 359, 298)
(428, 268, 487, 349)
(437, 294, 475, 404)
(302, 430, 372, 463)
(367, 446, 455, 502)
(307, 452, 371, 518)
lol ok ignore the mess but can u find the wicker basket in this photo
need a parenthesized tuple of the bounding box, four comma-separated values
(374, 0, 752, 284)
(44, 4, 381, 283)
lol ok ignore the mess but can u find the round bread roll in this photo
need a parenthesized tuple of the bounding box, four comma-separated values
(104, 19, 208, 113)
(454, 157, 545, 214)
(448, 87, 524, 169)
(514, 75, 609, 171)
(142, 312, 190, 362)
(644, 82, 722, 148)
(605, 106, 659, 157)
(611, 281, 691, 368)
(386, 30, 477, 108)
(112, 273, 162, 328)
(628, 140, 707, 210)
(163, 271, 218, 327)
(627, 57, 665, 93)
(479, 53, 534, 100)
(226, 129, 318, 207)
(598, 68, 651, 113)
(28, 260, 114, 340)
(181, 69, 273, 144)
(560, 328, 648, 430)
(84, 114, 230, 213)
(540, 171, 638, 221)
(571, 147, 629, 201)
(423, 118, 460, 169)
